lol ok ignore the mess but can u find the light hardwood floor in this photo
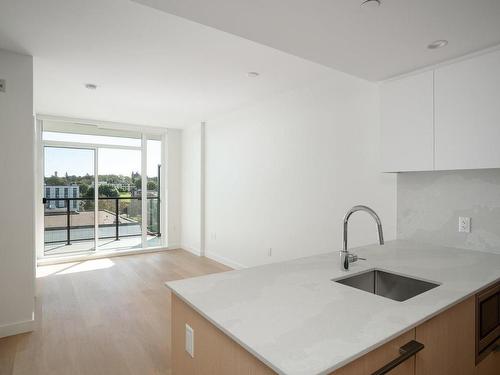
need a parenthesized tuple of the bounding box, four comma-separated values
(0, 250, 231, 375)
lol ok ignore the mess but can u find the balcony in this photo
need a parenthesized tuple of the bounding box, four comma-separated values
(44, 196, 161, 256)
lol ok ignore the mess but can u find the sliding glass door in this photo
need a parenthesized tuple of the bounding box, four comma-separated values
(41, 121, 164, 257)
(97, 148, 143, 251)
(44, 146, 96, 255)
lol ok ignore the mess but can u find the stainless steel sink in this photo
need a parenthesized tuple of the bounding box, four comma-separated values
(333, 269, 439, 302)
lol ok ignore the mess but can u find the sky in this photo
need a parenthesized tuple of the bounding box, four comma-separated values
(44, 141, 162, 178)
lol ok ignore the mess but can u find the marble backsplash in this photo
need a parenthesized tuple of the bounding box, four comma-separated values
(397, 169, 500, 254)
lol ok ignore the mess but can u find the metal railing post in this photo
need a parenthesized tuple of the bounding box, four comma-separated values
(66, 199, 71, 245)
(149, 198, 153, 233)
(115, 198, 119, 241)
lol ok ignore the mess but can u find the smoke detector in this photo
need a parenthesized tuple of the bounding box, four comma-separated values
(427, 40, 448, 50)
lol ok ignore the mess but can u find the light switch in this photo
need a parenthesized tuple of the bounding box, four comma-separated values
(458, 217, 471, 233)
(185, 323, 194, 358)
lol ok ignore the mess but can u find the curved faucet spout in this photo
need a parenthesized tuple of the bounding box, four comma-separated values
(340, 205, 384, 271)
(343, 205, 384, 251)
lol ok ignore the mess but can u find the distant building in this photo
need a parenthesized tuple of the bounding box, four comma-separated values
(45, 185, 80, 212)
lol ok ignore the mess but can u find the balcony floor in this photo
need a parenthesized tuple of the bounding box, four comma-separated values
(44, 235, 162, 256)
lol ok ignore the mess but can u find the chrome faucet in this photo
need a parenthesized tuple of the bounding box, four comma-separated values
(340, 205, 384, 271)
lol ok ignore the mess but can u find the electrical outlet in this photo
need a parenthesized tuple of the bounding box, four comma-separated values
(185, 323, 194, 358)
(458, 217, 471, 233)
(0, 79, 6, 93)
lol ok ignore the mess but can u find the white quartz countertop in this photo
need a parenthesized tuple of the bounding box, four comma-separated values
(165, 241, 500, 375)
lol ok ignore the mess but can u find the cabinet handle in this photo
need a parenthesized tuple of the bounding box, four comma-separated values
(371, 340, 424, 375)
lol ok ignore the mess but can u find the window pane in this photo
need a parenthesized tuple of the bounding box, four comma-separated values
(44, 147, 95, 255)
(97, 148, 143, 251)
(147, 139, 162, 247)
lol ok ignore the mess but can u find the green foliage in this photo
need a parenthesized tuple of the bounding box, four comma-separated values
(79, 183, 89, 195)
(44, 171, 160, 195)
(134, 179, 142, 190)
(45, 175, 66, 186)
(85, 185, 120, 198)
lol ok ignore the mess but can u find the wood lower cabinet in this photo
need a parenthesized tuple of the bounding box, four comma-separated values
(172, 290, 499, 375)
(415, 297, 476, 375)
(171, 294, 275, 375)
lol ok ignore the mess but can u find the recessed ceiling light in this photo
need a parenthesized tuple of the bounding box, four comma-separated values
(85, 83, 98, 90)
(361, 0, 381, 8)
(247, 72, 260, 78)
(427, 40, 448, 50)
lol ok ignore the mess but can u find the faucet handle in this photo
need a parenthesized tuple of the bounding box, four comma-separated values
(348, 254, 366, 262)
(340, 251, 366, 271)
(348, 254, 358, 263)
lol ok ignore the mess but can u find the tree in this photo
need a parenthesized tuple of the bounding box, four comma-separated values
(45, 175, 66, 186)
(134, 179, 142, 190)
(79, 183, 89, 195)
(85, 185, 120, 198)
(147, 181, 157, 191)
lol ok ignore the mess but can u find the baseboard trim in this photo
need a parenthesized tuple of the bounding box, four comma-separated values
(0, 319, 34, 339)
(180, 245, 201, 257)
(204, 251, 246, 270)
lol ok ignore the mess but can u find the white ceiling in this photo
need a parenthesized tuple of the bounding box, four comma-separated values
(134, 0, 500, 81)
(0, 0, 333, 128)
(2, 1, 500, 128)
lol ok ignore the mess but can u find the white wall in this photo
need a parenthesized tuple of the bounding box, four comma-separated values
(167, 129, 182, 248)
(180, 124, 203, 254)
(0, 49, 35, 337)
(200, 73, 397, 268)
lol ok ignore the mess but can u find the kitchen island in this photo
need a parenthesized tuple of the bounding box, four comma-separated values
(166, 241, 500, 375)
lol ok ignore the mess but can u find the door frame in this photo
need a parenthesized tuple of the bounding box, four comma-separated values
(36, 116, 167, 260)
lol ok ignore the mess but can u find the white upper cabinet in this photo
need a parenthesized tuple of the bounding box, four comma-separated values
(434, 49, 500, 170)
(380, 71, 434, 172)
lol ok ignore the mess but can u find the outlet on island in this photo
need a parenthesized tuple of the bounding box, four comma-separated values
(185, 323, 194, 358)
(458, 216, 471, 233)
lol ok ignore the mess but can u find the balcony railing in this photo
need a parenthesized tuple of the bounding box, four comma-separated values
(43, 196, 160, 245)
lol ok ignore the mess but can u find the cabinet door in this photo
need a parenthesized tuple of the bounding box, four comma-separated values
(172, 294, 275, 375)
(330, 329, 415, 375)
(415, 297, 475, 375)
(380, 71, 434, 172)
(435, 49, 500, 170)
